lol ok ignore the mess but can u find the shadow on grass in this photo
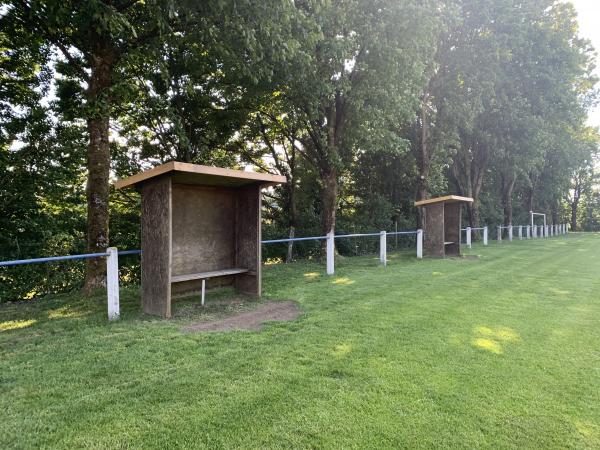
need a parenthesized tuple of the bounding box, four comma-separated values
(0, 285, 266, 339)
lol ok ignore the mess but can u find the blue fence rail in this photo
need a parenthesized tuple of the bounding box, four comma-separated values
(0, 230, 424, 321)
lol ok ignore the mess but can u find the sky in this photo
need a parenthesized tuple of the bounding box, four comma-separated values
(570, 0, 600, 128)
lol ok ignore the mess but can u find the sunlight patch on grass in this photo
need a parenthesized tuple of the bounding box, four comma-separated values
(332, 277, 355, 285)
(332, 343, 352, 357)
(472, 326, 520, 354)
(474, 325, 520, 342)
(47, 306, 87, 320)
(473, 337, 503, 354)
(264, 257, 283, 265)
(303, 272, 320, 281)
(575, 420, 600, 439)
(549, 287, 571, 297)
(0, 319, 37, 332)
(432, 271, 443, 276)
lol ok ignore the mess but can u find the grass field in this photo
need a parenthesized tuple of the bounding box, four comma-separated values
(1, 233, 600, 449)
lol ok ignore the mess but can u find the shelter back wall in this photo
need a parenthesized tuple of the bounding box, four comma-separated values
(171, 184, 235, 276)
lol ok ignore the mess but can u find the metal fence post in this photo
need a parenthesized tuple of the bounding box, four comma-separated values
(466, 227, 472, 248)
(326, 230, 335, 275)
(518, 226, 523, 240)
(508, 226, 513, 242)
(483, 226, 488, 246)
(497, 226, 502, 242)
(106, 247, 120, 321)
(380, 231, 387, 266)
(526, 225, 530, 239)
(416, 229, 423, 259)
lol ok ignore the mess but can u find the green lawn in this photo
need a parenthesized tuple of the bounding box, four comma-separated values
(1, 233, 600, 449)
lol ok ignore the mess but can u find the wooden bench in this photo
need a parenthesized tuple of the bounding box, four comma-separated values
(171, 268, 249, 306)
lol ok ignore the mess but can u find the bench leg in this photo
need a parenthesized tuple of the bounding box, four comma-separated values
(201, 279, 205, 306)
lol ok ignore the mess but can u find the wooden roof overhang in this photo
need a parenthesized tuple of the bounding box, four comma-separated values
(414, 195, 474, 207)
(115, 161, 287, 190)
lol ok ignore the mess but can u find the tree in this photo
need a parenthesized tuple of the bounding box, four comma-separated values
(284, 0, 437, 240)
(3, 0, 178, 290)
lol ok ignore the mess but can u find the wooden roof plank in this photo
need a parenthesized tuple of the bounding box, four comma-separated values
(115, 162, 286, 190)
(414, 195, 474, 207)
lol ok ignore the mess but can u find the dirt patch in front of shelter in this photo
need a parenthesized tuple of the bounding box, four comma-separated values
(181, 301, 302, 333)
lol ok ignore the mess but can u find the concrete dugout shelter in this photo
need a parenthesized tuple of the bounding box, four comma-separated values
(116, 162, 286, 318)
(414, 195, 474, 258)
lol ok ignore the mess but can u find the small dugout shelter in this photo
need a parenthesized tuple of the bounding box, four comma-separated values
(116, 162, 286, 318)
(414, 195, 474, 258)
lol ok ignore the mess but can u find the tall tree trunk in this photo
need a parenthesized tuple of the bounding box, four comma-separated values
(415, 95, 430, 228)
(501, 169, 516, 226)
(84, 37, 114, 292)
(286, 180, 298, 263)
(318, 94, 343, 254)
(467, 203, 479, 228)
(551, 204, 559, 226)
(569, 178, 582, 232)
(320, 166, 338, 237)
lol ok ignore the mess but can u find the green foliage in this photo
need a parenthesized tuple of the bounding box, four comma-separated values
(0, 0, 598, 300)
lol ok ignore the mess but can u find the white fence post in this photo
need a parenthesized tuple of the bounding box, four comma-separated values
(416, 229, 423, 259)
(483, 226, 488, 246)
(497, 226, 502, 242)
(518, 226, 523, 240)
(508, 226, 513, 242)
(466, 227, 472, 248)
(533, 225, 537, 238)
(380, 231, 387, 266)
(545, 225, 549, 238)
(326, 230, 335, 275)
(526, 225, 531, 239)
(107, 247, 120, 321)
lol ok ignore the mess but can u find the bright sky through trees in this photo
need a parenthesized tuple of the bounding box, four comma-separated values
(571, 0, 600, 127)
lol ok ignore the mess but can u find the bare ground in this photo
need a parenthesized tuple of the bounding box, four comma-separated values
(181, 301, 302, 333)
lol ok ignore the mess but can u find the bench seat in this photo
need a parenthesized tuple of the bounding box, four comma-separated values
(171, 268, 249, 283)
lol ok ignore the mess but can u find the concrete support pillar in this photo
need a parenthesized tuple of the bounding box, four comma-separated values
(326, 230, 334, 275)
(379, 231, 387, 266)
(107, 247, 120, 321)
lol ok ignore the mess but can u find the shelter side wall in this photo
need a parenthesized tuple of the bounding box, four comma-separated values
(444, 203, 462, 256)
(140, 176, 172, 318)
(235, 184, 261, 297)
(423, 203, 445, 258)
